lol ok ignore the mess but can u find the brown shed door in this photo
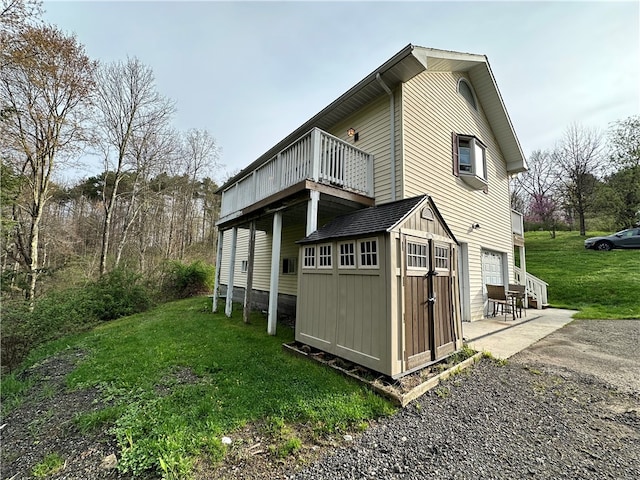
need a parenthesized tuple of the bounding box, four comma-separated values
(404, 237, 456, 370)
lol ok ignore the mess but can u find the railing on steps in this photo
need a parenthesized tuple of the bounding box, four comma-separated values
(514, 266, 548, 309)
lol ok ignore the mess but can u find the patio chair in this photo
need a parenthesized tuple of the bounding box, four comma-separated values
(486, 284, 512, 320)
(508, 283, 527, 318)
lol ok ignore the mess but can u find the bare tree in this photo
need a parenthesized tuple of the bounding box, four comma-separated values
(552, 123, 604, 236)
(93, 57, 174, 275)
(176, 128, 219, 258)
(0, 25, 96, 303)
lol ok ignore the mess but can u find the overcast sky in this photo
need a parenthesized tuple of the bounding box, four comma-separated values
(44, 1, 640, 182)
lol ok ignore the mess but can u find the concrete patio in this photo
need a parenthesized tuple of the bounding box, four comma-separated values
(462, 308, 577, 359)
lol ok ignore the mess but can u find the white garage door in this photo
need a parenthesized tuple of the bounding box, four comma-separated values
(482, 250, 504, 286)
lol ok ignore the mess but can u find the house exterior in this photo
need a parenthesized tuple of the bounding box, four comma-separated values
(214, 45, 546, 345)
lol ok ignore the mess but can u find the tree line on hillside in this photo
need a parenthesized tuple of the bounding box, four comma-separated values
(1, 1, 222, 305)
(511, 117, 640, 237)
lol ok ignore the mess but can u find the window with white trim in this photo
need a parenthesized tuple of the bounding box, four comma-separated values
(318, 244, 332, 268)
(359, 239, 378, 268)
(282, 257, 297, 274)
(407, 242, 429, 269)
(303, 246, 315, 268)
(452, 133, 488, 190)
(434, 244, 450, 270)
(339, 242, 356, 268)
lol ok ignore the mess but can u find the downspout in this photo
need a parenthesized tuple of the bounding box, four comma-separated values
(376, 73, 396, 201)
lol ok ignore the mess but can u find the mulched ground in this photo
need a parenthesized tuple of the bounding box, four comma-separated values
(2, 319, 638, 479)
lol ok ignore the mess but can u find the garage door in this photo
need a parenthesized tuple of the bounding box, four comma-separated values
(482, 250, 504, 286)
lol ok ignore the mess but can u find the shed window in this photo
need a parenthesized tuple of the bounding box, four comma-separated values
(318, 244, 332, 268)
(303, 246, 315, 268)
(407, 242, 429, 268)
(434, 244, 450, 270)
(282, 257, 297, 274)
(339, 242, 356, 268)
(359, 239, 378, 268)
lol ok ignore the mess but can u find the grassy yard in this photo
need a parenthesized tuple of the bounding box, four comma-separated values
(524, 231, 640, 319)
(4, 298, 394, 478)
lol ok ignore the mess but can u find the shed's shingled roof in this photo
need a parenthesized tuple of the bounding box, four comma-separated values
(298, 195, 428, 244)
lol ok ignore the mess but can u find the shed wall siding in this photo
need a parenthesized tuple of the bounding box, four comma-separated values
(401, 71, 514, 320)
(296, 234, 390, 374)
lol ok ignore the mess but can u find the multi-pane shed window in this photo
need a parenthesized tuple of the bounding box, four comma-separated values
(303, 246, 315, 268)
(407, 242, 428, 268)
(359, 239, 378, 268)
(318, 244, 332, 268)
(452, 132, 488, 190)
(434, 244, 450, 270)
(339, 242, 356, 268)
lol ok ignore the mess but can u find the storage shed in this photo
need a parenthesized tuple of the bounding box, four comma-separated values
(295, 194, 463, 378)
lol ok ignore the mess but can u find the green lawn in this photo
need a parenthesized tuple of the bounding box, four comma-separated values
(6, 298, 394, 478)
(524, 231, 640, 319)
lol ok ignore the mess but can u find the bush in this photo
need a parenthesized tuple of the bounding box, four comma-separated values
(86, 268, 153, 321)
(162, 261, 214, 299)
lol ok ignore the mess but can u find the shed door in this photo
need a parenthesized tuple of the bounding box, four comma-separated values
(404, 236, 457, 370)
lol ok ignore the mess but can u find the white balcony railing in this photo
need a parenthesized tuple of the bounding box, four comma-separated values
(219, 128, 374, 221)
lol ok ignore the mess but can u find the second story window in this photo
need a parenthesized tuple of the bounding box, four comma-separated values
(452, 132, 488, 190)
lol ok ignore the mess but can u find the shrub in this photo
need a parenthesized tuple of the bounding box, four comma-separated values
(87, 268, 153, 321)
(162, 261, 214, 299)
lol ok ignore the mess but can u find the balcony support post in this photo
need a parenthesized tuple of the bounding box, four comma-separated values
(243, 221, 256, 324)
(225, 227, 238, 317)
(306, 190, 320, 236)
(212, 228, 224, 313)
(267, 211, 283, 335)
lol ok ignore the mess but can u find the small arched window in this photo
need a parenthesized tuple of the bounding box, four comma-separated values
(458, 79, 477, 110)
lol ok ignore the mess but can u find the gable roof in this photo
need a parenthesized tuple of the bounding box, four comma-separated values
(298, 194, 457, 245)
(220, 44, 527, 192)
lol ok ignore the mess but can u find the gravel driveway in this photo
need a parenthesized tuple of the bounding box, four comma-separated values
(289, 319, 640, 480)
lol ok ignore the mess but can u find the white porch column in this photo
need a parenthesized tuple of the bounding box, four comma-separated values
(519, 244, 528, 308)
(306, 190, 320, 235)
(212, 229, 224, 313)
(243, 221, 256, 324)
(267, 212, 282, 335)
(225, 227, 238, 317)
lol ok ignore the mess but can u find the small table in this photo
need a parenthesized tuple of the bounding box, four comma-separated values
(506, 291, 521, 320)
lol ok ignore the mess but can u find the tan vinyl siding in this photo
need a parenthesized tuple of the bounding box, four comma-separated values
(326, 91, 402, 204)
(219, 223, 303, 297)
(401, 71, 514, 320)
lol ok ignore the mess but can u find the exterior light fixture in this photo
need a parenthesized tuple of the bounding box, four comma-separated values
(472, 223, 480, 230)
(347, 128, 359, 142)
